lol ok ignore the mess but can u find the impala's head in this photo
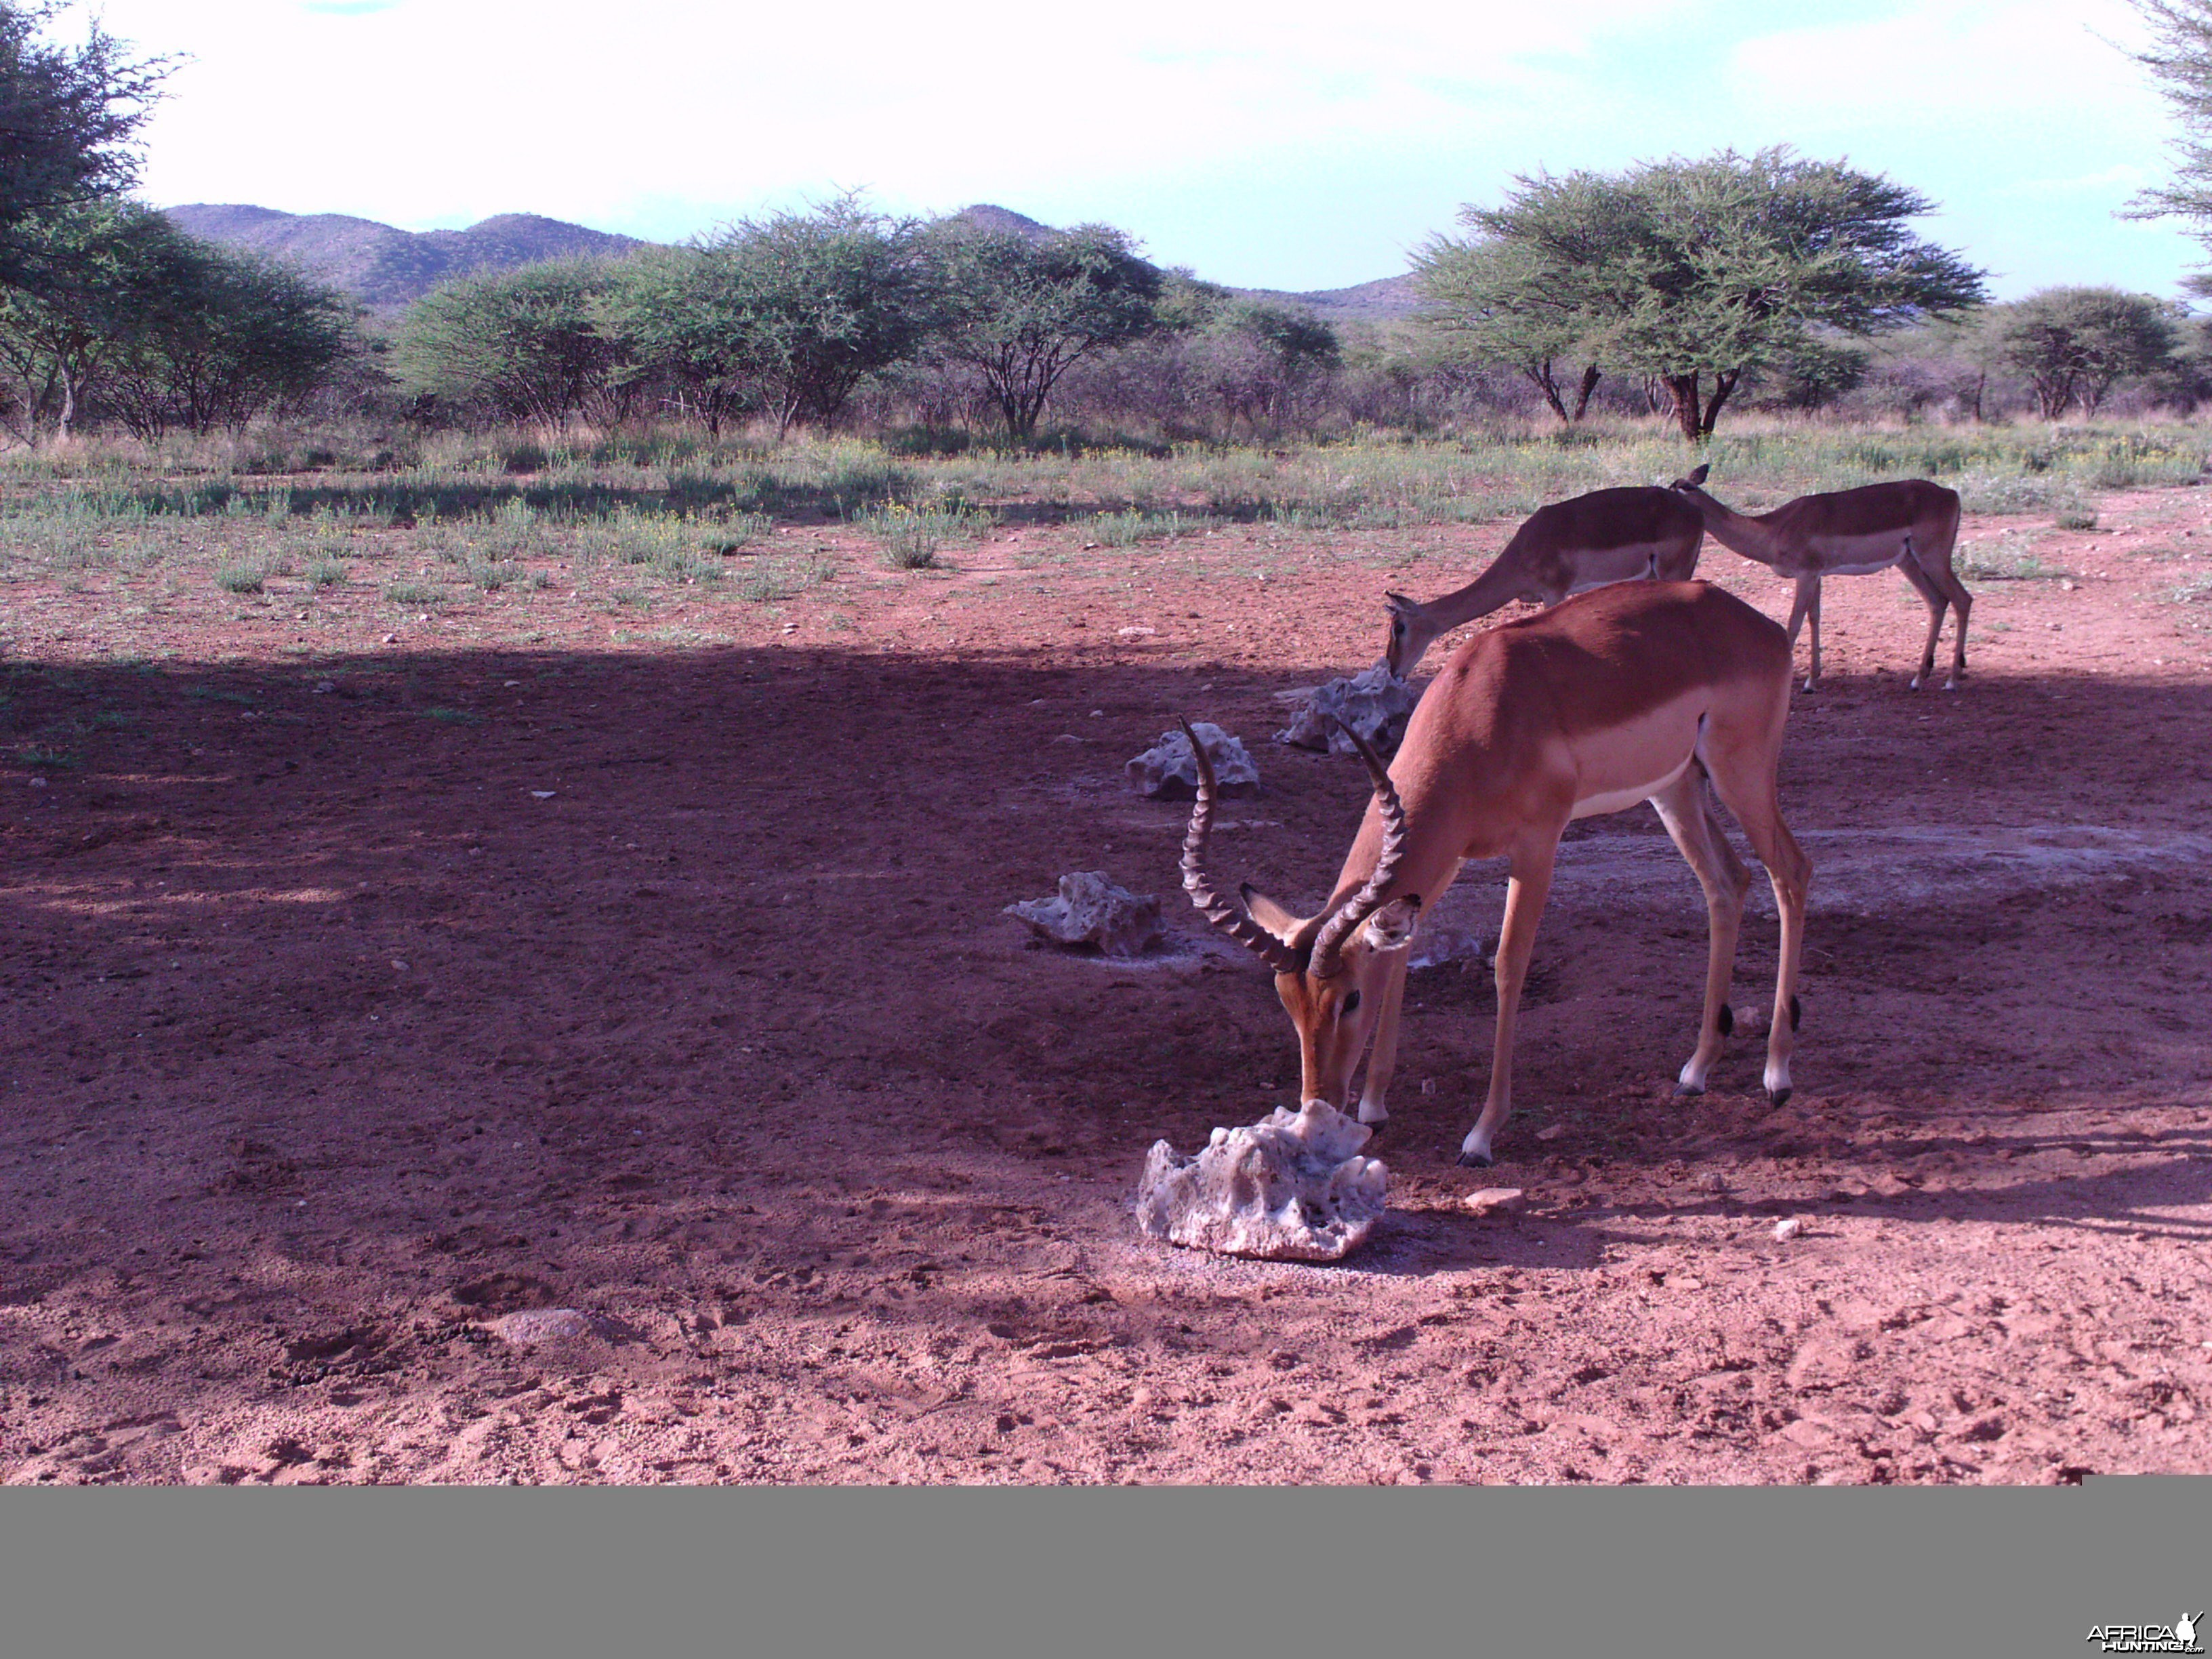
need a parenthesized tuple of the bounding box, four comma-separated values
(1669, 462, 1712, 493)
(1382, 590, 1429, 680)
(1177, 716, 1421, 1111)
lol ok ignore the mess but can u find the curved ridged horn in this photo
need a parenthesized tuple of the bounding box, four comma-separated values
(1177, 717, 1302, 975)
(1308, 716, 1412, 979)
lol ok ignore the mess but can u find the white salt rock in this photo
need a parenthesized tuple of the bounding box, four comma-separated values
(1464, 1187, 1525, 1216)
(1774, 1216, 1805, 1242)
(491, 1309, 592, 1345)
(1124, 721, 1258, 800)
(1275, 663, 1418, 757)
(1135, 1100, 1388, 1262)
(1004, 871, 1164, 958)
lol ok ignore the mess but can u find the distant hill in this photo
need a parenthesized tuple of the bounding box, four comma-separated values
(163, 199, 1420, 323)
(163, 205, 646, 309)
(1232, 273, 1420, 326)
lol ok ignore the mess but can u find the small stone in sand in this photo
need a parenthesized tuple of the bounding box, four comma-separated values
(1465, 1187, 1525, 1216)
(491, 1309, 592, 1345)
(1774, 1217, 1805, 1242)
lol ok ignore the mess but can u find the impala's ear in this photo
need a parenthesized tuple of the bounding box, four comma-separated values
(1238, 882, 1303, 941)
(1360, 895, 1421, 953)
(1673, 462, 1711, 489)
(1384, 591, 1415, 615)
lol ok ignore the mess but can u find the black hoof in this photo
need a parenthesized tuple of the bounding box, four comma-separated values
(1767, 1087, 1791, 1107)
(1456, 1149, 1494, 1168)
(1673, 1080, 1704, 1099)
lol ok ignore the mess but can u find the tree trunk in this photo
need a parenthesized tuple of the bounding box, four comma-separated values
(1664, 374, 1704, 441)
(56, 365, 75, 443)
(1521, 360, 1570, 424)
(1571, 363, 1601, 422)
(1698, 369, 1742, 437)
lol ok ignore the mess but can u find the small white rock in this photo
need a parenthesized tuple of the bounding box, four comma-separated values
(1535, 1122, 1566, 1142)
(531, 790, 556, 799)
(1774, 1216, 1805, 1242)
(1464, 1187, 1525, 1216)
(491, 1309, 592, 1345)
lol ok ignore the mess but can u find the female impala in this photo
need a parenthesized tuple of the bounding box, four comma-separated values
(1669, 463, 1970, 692)
(1382, 487, 1706, 678)
(1184, 579, 1811, 1166)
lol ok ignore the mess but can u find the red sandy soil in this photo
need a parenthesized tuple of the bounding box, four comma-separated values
(2, 489, 2210, 1485)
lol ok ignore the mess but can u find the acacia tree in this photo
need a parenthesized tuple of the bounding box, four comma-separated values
(2124, 0, 2212, 269)
(611, 199, 933, 438)
(924, 222, 1160, 441)
(1431, 148, 1987, 440)
(1415, 230, 1603, 423)
(1978, 287, 2180, 417)
(0, 198, 167, 441)
(395, 261, 630, 427)
(0, 2, 169, 288)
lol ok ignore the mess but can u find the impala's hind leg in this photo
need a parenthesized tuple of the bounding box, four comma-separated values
(1699, 711, 1812, 1105)
(1920, 539, 1973, 689)
(1650, 767, 1753, 1095)
(1459, 840, 1557, 1167)
(1900, 557, 1951, 691)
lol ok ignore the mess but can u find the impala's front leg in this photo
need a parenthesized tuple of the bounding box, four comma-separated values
(1355, 943, 1414, 1127)
(1460, 844, 1556, 1167)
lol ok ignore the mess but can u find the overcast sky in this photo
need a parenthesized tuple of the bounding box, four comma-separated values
(64, 0, 2209, 299)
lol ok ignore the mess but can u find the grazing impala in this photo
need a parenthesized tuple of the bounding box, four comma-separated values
(1668, 463, 1971, 692)
(1184, 579, 1810, 1166)
(1382, 487, 1705, 678)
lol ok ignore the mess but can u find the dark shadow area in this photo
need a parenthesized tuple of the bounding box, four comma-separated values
(3, 633, 2209, 1479)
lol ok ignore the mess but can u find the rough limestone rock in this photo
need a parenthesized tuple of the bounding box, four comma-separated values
(1275, 663, 1419, 757)
(491, 1309, 592, 1345)
(1124, 721, 1258, 800)
(1135, 1100, 1389, 1261)
(1004, 871, 1165, 958)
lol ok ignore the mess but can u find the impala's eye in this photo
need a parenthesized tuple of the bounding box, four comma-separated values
(1391, 620, 1404, 636)
(1340, 990, 1362, 1017)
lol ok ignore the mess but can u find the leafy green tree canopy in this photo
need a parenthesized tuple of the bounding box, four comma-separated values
(395, 261, 629, 427)
(924, 222, 1161, 441)
(1427, 146, 1988, 439)
(612, 198, 932, 438)
(0, 2, 170, 285)
(1978, 287, 2180, 417)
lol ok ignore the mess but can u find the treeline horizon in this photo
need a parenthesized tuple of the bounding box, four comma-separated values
(8, 0, 2212, 457)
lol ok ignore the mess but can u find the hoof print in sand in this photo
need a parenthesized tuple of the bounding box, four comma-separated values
(1125, 721, 1258, 800)
(1004, 871, 1165, 958)
(1275, 665, 1418, 758)
(1136, 1100, 1388, 1262)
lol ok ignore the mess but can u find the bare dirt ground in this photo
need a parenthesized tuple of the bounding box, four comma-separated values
(3, 487, 2211, 1486)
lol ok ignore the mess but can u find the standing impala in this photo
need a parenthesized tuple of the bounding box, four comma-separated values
(1185, 579, 1810, 1167)
(1668, 464, 1971, 692)
(1382, 487, 1705, 678)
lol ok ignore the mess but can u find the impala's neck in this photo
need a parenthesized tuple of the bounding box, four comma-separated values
(1411, 546, 1537, 636)
(1675, 486, 1785, 569)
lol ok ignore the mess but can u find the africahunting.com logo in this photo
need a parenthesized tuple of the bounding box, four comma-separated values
(2086, 1614, 2205, 1655)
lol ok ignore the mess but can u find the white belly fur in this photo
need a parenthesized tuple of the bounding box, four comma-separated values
(1562, 544, 1667, 596)
(1571, 753, 1692, 820)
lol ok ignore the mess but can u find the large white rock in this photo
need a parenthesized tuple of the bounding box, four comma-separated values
(1136, 1100, 1389, 1262)
(1125, 722, 1258, 800)
(1004, 871, 1166, 958)
(1275, 664, 1418, 757)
